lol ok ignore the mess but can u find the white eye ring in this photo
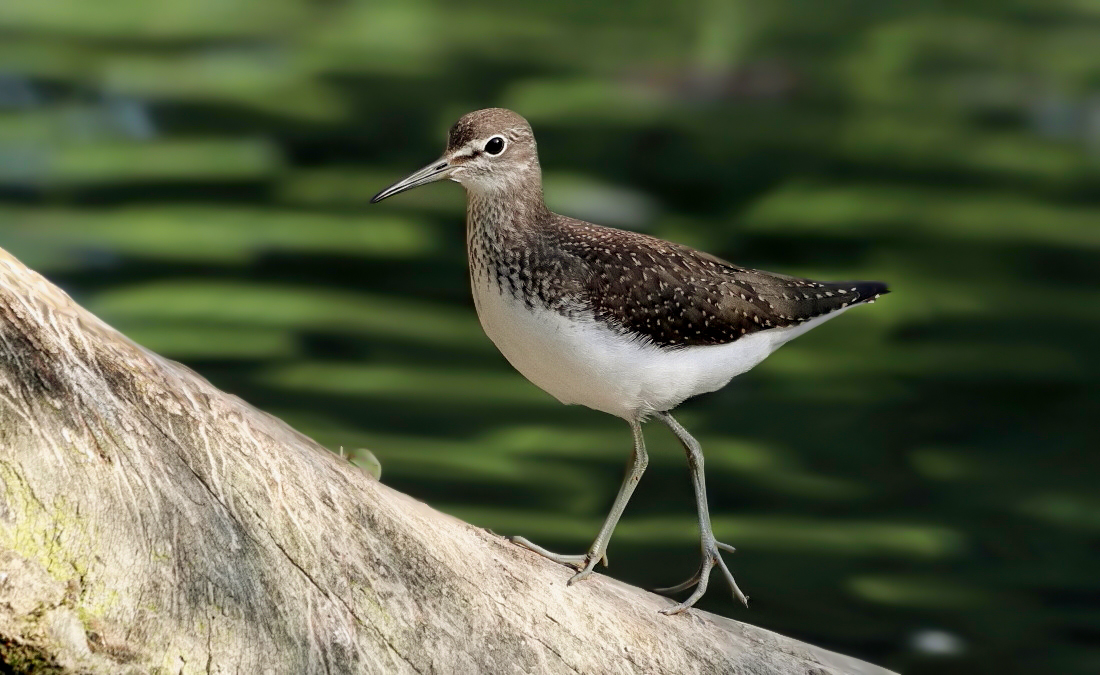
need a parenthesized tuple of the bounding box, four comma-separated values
(484, 136, 506, 155)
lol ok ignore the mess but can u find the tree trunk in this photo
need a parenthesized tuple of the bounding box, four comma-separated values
(0, 247, 895, 674)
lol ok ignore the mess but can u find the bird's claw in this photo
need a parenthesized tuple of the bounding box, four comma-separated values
(566, 548, 611, 584)
(507, 535, 608, 582)
(657, 537, 747, 614)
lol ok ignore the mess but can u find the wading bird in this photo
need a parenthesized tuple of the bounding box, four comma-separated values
(371, 109, 888, 613)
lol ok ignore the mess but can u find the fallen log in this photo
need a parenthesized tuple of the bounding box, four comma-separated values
(0, 246, 895, 674)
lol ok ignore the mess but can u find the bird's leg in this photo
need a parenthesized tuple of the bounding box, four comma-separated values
(509, 419, 648, 584)
(654, 411, 748, 614)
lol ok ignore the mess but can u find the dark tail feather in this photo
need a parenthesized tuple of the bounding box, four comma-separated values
(842, 280, 889, 304)
(806, 279, 890, 317)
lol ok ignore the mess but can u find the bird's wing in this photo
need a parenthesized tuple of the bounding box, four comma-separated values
(552, 220, 888, 349)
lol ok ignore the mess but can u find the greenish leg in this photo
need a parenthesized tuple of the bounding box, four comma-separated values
(653, 411, 748, 614)
(508, 419, 648, 582)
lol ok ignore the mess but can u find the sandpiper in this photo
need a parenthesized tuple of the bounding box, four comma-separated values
(371, 108, 888, 614)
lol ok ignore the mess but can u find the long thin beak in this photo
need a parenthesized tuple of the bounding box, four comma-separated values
(370, 158, 452, 203)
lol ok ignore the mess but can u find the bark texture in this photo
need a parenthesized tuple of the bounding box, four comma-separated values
(0, 247, 896, 674)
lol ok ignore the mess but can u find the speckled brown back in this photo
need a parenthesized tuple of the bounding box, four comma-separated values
(546, 217, 888, 349)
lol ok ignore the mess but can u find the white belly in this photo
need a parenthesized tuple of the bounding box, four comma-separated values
(471, 281, 850, 420)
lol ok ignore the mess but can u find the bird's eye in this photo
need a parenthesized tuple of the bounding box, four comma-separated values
(484, 136, 505, 155)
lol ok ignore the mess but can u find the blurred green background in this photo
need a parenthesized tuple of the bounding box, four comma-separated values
(2, 0, 1099, 673)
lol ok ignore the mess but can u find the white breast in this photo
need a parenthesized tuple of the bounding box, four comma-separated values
(471, 280, 851, 420)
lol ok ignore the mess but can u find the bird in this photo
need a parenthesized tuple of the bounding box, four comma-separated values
(370, 108, 888, 614)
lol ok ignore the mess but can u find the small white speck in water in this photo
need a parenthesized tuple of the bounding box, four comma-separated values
(908, 629, 965, 656)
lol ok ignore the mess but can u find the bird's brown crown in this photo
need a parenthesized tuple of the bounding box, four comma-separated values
(447, 108, 533, 152)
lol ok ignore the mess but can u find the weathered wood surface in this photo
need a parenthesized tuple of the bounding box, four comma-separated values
(0, 246, 896, 674)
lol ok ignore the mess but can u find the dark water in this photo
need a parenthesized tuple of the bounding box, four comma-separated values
(2, 2, 1100, 672)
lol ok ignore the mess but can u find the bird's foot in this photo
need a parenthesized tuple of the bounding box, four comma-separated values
(656, 537, 747, 614)
(566, 552, 606, 585)
(507, 535, 608, 582)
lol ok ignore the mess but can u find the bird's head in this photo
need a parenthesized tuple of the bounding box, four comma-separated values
(371, 108, 540, 203)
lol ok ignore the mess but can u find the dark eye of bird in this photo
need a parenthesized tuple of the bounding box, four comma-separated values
(485, 137, 505, 155)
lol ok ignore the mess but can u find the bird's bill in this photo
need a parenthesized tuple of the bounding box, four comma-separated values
(370, 158, 452, 203)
